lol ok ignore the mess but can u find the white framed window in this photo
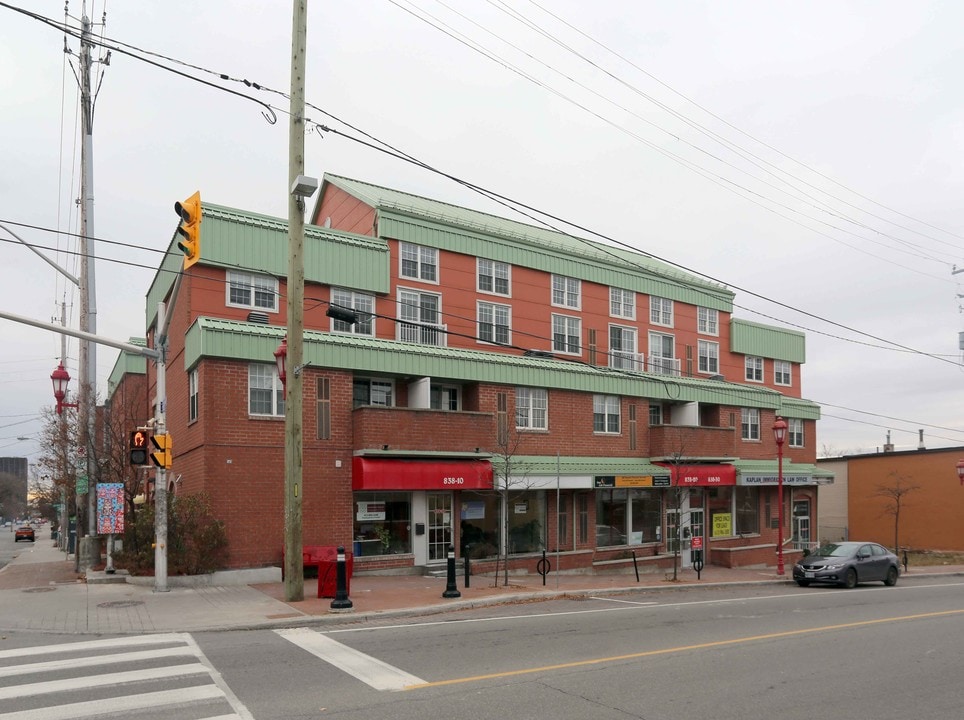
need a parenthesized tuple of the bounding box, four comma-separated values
(353, 378, 394, 407)
(398, 289, 445, 346)
(227, 271, 278, 312)
(648, 331, 678, 375)
(330, 288, 374, 336)
(593, 395, 620, 434)
(609, 325, 640, 370)
(516, 387, 548, 430)
(745, 356, 764, 382)
(741, 408, 760, 441)
(698, 340, 719, 374)
(431, 384, 460, 411)
(552, 314, 581, 355)
(478, 301, 511, 345)
(774, 360, 792, 386)
(650, 296, 673, 327)
(698, 307, 719, 335)
(400, 242, 438, 283)
(478, 258, 510, 296)
(249, 364, 284, 417)
(551, 274, 581, 309)
(188, 368, 198, 422)
(789, 418, 804, 448)
(649, 403, 663, 426)
(610, 287, 635, 319)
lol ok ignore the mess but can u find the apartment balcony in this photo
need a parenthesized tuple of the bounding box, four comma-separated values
(397, 321, 447, 347)
(648, 424, 736, 458)
(647, 356, 681, 376)
(610, 351, 645, 372)
(352, 405, 495, 453)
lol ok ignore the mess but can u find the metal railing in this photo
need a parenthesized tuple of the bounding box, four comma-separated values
(397, 321, 447, 346)
(647, 356, 681, 376)
(610, 351, 645, 371)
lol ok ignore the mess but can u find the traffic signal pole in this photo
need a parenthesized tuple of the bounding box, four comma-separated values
(154, 302, 169, 592)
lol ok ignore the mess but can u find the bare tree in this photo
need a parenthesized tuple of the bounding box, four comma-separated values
(873, 471, 921, 553)
(488, 427, 537, 588)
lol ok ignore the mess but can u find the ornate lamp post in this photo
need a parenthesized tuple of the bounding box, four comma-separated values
(772, 416, 788, 576)
(957, 459, 964, 487)
(50, 362, 79, 415)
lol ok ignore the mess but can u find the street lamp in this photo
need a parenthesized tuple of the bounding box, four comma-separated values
(273, 336, 287, 390)
(772, 416, 788, 576)
(957, 459, 964, 487)
(50, 362, 79, 415)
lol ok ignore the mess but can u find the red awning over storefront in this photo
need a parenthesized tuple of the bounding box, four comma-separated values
(654, 464, 736, 486)
(352, 457, 494, 491)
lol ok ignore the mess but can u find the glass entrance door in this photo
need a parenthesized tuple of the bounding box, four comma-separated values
(667, 495, 703, 568)
(427, 492, 453, 562)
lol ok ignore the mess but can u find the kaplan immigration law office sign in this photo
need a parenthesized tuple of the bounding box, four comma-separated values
(739, 474, 813, 486)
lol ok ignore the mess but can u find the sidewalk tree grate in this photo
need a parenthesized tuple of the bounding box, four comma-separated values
(97, 600, 145, 609)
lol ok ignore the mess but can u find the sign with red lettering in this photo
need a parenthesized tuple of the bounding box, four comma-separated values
(691, 536, 703, 550)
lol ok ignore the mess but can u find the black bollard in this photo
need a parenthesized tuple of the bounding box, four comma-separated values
(329, 545, 353, 611)
(443, 545, 461, 598)
(464, 545, 471, 589)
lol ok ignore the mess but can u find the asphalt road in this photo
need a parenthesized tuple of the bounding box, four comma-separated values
(0, 522, 28, 571)
(2, 575, 962, 719)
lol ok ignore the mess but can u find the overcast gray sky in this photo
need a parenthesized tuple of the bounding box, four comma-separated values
(3, 1, 963, 473)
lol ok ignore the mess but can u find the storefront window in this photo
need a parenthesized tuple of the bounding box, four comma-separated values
(629, 489, 661, 544)
(596, 488, 628, 546)
(735, 487, 759, 534)
(353, 492, 411, 556)
(708, 486, 734, 538)
(460, 491, 546, 558)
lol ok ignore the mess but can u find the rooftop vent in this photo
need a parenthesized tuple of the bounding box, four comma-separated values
(247, 312, 269, 324)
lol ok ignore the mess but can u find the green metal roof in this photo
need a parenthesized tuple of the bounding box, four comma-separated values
(106, 337, 147, 402)
(145, 203, 389, 328)
(495, 456, 671, 477)
(185, 316, 822, 414)
(728, 459, 835, 480)
(323, 174, 735, 312)
(730, 319, 806, 363)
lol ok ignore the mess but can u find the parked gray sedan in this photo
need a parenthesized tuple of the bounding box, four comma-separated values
(793, 541, 900, 588)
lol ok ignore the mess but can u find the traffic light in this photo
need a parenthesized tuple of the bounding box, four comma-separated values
(150, 433, 172, 469)
(174, 191, 202, 269)
(129, 430, 149, 466)
(150, 433, 171, 469)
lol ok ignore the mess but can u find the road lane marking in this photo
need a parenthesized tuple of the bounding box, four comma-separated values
(0, 686, 225, 720)
(275, 627, 425, 691)
(0, 663, 208, 700)
(405, 607, 964, 690)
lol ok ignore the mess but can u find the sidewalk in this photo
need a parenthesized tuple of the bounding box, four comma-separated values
(2, 538, 961, 635)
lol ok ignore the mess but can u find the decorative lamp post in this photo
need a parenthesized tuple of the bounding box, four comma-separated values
(957, 459, 964, 487)
(273, 336, 287, 390)
(772, 416, 788, 576)
(50, 362, 78, 415)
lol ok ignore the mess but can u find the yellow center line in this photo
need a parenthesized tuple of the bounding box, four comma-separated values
(405, 608, 964, 690)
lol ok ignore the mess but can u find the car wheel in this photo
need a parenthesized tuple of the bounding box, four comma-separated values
(795, 579, 810, 587)
(842, 568, 858, 589)
(884, 566, 898, 586)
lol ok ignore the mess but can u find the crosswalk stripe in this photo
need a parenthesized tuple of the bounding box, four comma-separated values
(0, 685, 225, 720)
(275, 627, 425, 691)
(0, 632, 189, 661)
(0, 645, 195, 678)
(0, 662, 209, 700)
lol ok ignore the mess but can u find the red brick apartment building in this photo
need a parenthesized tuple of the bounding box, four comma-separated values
(108, 174, 831, 577)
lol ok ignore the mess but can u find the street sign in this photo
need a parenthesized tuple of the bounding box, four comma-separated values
(76, 476, 88, 495)
(691, 536, 703, 550)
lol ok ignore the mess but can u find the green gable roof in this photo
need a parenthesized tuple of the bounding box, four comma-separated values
(323, 174, 735, 312)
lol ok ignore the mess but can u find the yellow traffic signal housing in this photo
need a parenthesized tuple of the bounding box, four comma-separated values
(174, 191, 202, 269)
(150, 433, 172, 469)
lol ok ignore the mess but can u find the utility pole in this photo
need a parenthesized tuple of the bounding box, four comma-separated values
(283, 0, 310, 602)
(76, 9, 101, 571)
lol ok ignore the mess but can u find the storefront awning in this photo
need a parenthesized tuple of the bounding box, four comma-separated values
(352, 457, 493, 490)
(654, 463, 736, 486)
(730, 460, 832, 486)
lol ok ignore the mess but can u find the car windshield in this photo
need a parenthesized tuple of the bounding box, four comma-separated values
(812, 543, 857, 557)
